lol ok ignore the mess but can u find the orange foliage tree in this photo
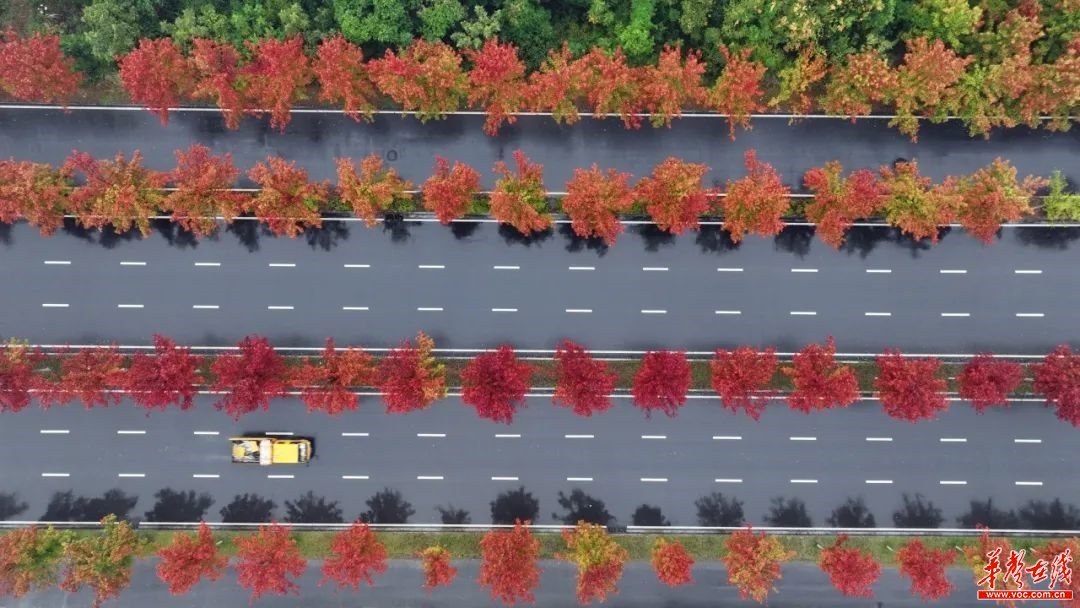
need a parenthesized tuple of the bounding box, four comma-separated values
(0, 525, 66, 598)
(479, 521, 542, 605)
(210, 335, 288, 419)
(706, 46, 766, 139)
(234, 523, 306, 601)
(634, 157, 710, 234)
(888, 38, 972, 141)
(878, 160, 958, 243)
(156, 522, 227, 595)
(125, 334, 203, 412)
(40, 346, 126, 409)
(60, 515, 138, 608)
(639, 46, 707, 128)
(528, 43, 587, 125)
(378, 332, 447, 414)
(188, 38, 244, 130)
(559, 522, 629, 604)
(241, 36, 312, 131)
(465, 39, 528, 135)
(320, 523, 388, 590)
(802, 162, 885, 248)
(313, 35, 375, 121)
(419, 546, 457, 591)
(819, 535, 881, 598)
(490, 150, 551, 236)
(562, 165, 635, 246)
(0, 31, 81, 105)
(336, 154, 414, 227)
(720, 149, 790, 243)
(770, 47, 827, 116)
(368, 40, 468, 121)
(248, 156, 329, 237)
(782, 337, 859, 413)
(722, 526, 794, 604)
(63, 150, 166, 236)
(651, 538, 694, 587)
(0, 342, 44, 413)
(553, 340, 616, 417)
(710, 346, 777, 421)
(896, 539, 955, 601)
(422, 156, 480, 224)
(576, 47, 645, 129)
(118, 38, 193, 125)
(166, 144, 248, 237)
(951, 158, 1043, 244)
(0, 160, 71, 235)
(821, 50, 896, 120)
(291, 338, 374, 416)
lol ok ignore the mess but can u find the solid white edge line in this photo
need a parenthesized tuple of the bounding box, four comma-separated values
(1015, 481, 1044, 486)
(342, 475, 370, 480)
(491, 476, 519, 481)
(714, 478, 743, 483)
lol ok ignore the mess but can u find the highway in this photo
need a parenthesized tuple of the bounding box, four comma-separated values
(2, 394, 1074, 528)
(13, 559, 990, 607)
(0, 221, 1078, 352)
(0, 108, 1076, 188)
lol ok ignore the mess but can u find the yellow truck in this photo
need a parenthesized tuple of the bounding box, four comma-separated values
(230, 436, 313, 465)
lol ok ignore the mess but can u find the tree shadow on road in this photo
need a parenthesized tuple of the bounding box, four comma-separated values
(437, 505, 471, 524)
(694, 225, 740, 256)
(382, 216, 412, 242)
(632, 224, 676, 253)
(773, 225, 814, 258)
(956, 498, 1020, 529)
(60, 219, 141, 250)
(219, 493, 276, 523)
(491, 486, 540, 525)
(553, 489, 613, 525)
(892, 493, 943, 528)
(359, 488, 414, 524)
(631, 504, 670, 526)
(695, 492, 744, 526)
(0, 492, 28, 520)
(498, 224, 553, 248)
(1013, 226, 1080, 250)
(304, 220, 350, 251)
(285, 490, 344, 523)
(226, 219, 263, 252)
(827, 497, 876, 528)
(450, 221, 481, 240)
(559, 224, 610, 256)
(764, 497, 812, 527)
(42, 489, 138, 522)
(143, 488, 213, 522)
(1018, 498, 1080, 530)
(153, 219, 201, 250)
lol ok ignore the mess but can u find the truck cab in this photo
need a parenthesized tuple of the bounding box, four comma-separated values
(230, 436, 313, 465)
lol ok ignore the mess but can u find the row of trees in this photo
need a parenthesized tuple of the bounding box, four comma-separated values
(1, 145, 1069, 247)
(2, 25, 1077, 141)
(2, 334, 1079, 427)
(6, 517, 1062, 606)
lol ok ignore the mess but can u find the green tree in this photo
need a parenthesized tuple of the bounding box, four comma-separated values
(901, 0, 982, 50)
(162, 4, 232, 50)
(1044, 171, 1080, 221)
(450, 5, 501, 50)
(332, 0, 419, 48)
(80, 0, 160, 62)
(500, 0, 556, 68)
(419, 0, 466, 41)
(616, 0, 657, 63)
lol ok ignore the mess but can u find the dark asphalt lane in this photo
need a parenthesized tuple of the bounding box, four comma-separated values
(1, 221, 1078, 353)
(0, 109, 1076, 189)
(12, 559, 989, 608)
(2, 395, 1073, 528)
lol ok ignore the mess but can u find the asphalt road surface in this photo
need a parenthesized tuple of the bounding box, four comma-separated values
(11, 559, 991, 608)
(2, 394, 1073, 528)
(1, 220, 1078, 353)
(0, 108, 1076, 188)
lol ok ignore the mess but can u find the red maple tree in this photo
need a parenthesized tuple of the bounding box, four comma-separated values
(888, 38, 972, 141)
(336, 155, 414, 227)
(240, 36, 311, 131)
(706, 46, 766, 139)
(639, 46, 707, 128)
(560, 522, 628, 604)
(528, 43, 587, 125)
(125, 334, 203, 413)
(479, 521, 542, 605)
(63, 150, 167, 237)
(367, 40, 468, 121)
(461, 346, 534, 424)
(651, 538, 694, 587)
(235, 523, 307, 601)
(819, 535, 881, 598)
(210, 335, 288, 419)
(562, 165, 635, 245)
(952, 158, 1044, 244)
(710, 346, 777, 421)
(40, 346, 126, 409)
(320, 523, 388, 590)
(782, 337, 859, 413)
(632, 350, 691, 418)
(0, 342, 44, 413)
(633, 157, 710, 234)
(723, 526, 794, 604)
(958, 354, 1022, 413)
(156, 522, 227, 595)
(60, 516, 138, 608)
(821, 50, 896, 119)
(378, 332, 447, 414)
(419, 546, 457, 591)
(1033, 345, 1080, 427)
(1033, 539, 1080, 603)
(422, 156, 481, 224)
(802, 162, 886, 248)
(771, 46, 827, 116)
(248, 155, 329, 237)
(0, 525, 66, 597)
(576, 47, 645, 129)
(875, 350, 948, 422)
(188, 38, 245, 130)
(720, 149, 789, 243)
(291, 338, 374, 416)
(0, 30, 81, 105)
(896, 539, 955, 601)
(167, 144, 248, 237)
(878, 160, 957, 243)
(465, 38, 528, 136)
(0, 160, 71, 236)
(313, 35, 375, 121)
(553, 340, 616, 417)
(490, 149, 551, 236)
(118, 38, 193, 125)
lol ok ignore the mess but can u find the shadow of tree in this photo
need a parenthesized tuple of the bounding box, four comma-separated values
(437, 505, 471, 524)
(827, 497, 876, 528)
(956, 498, 1020, 529)
(382, 217, 412, 242)
(631, 504, 670, 526)
(1013, 226, 1080, 250)
(1018, 499, 1080, 530)
(450, 221, 481, 240)
(773, 225, 814, 258)
(498, 224, 553, 247)
(153, 219, 201, 249)
(359, 488, 414, 524)
(143, 488, 213, 522)
(694, 225, 740, 255)
(558, 223, 610, 256)
(285, 491, 343, 524)
(764, 497, 812, 527)
(491, 486, 539, 525)
(553, 489, 613, 525)
(633, 224, 676, 252)
(42, 489, 138, 521)
(695, 492, 744, 527)
(60, 219, 141, 249)
(219, 493, 276, 523)
(305, 221, 350, 251)
(892, 493, 943, 528)
(226, 219, 262, 252)
(0, 492, 28, 520)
